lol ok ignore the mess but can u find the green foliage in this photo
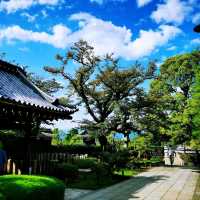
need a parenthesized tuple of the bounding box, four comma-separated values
(92, 162, 109, 176)
(149, 50, 200, 145)
(130, 135, 153, 158)
(188, 65, 200, 149)
(92, 162, 110, 184)
(179, 153, 200, 166)
(52, 128, 83, 146)
(63, 129, 83, 145)
(0, 141, 3, 149)
(73, 158, 97, 169)
(27, 73, 63, 95)
(101, 150, 132, 173)
(51, 128, 62, 146)
(0, 175, 65, 200)
(45, 40, 156, 140)
(55, 163, 79, 181)
(67, 169, 130, 190)
(0, 193, 5, 200)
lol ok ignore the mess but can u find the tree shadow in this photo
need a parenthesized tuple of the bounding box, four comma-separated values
(80, 174, 169, 200)
(115, 175, 168, 199)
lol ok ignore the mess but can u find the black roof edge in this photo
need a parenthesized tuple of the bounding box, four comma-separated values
(0, 59, 27, 76)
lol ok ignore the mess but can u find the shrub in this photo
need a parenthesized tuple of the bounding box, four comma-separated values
(0, 193, 6, 200)
(56, 163, 79, 181)
(73, 158, 97, 169)
(150, 156, 164, 166)
(101, 150, 132, 173)
(180, 153, 200, 166)
(0, 175, 65, 200)
(115, 150, 131, 169)
(92, 163, 110, 184)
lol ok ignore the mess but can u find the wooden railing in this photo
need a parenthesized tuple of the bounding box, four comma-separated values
(6, 152, 88, 175)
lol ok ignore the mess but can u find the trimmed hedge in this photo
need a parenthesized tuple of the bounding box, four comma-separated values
(0, 175, 65, 200)
(73, 158, 97, 169)
(55, 163, 79, 181)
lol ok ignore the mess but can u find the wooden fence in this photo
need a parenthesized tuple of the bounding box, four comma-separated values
(5, 152, 88, 175)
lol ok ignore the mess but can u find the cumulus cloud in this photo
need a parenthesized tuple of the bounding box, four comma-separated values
(21, 12, 38, 22)
(151, 0, 193, 25)
(0, 12, 181, 60)
(0, 24, 71, 48)
(167, 46, 177, 51)
(191, 38, 200, 44)
(0, 0, 61, 13)
(90, 0, 126, 5)
(192, 13, 200, 24)
(137, 0, 152, 7)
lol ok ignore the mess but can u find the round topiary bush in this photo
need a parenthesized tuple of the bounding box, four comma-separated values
(0, 175, 65, 200)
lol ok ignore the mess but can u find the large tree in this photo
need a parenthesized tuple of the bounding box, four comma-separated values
(44, 40, 156, 144)
(187, 63, 200, 149)
(27, 73, 64, 96)
(149, 50, 200, 145)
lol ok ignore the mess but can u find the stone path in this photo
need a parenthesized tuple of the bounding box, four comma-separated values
(64, 188, 92, 200)
(69, 167, 199, 200)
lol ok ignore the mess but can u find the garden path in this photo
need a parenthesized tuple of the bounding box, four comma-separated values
(69, 167, 199, 200)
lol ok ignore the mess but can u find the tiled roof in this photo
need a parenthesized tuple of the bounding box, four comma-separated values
(0, 60, 76, 116)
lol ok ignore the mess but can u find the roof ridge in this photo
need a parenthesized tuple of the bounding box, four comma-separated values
(0, 59, 26, 75)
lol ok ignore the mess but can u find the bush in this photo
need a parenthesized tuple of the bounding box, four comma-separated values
(56, 163, 79, 181)
(92, 163, 110, 184)
(180, 153, 200, 166)
(150, 156, 164, 166)
(0, 175, 65, 200)
(0, 193, 6, 200)
(73, 158, 97, 169)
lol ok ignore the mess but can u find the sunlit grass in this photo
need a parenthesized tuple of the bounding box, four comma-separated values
(114, 169, 139, 176)
(0, 175, 65, 200)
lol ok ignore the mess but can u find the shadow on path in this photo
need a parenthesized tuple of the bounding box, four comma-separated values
(78, 174, 169, 200)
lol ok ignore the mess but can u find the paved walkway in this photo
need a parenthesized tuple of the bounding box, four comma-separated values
(71, 167, 199, 200)
(64, 188, 92, 200)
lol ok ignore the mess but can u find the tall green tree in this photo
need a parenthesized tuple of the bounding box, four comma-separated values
(187, 65, 200, 149)
(149, 50, 200, 145)
(44, 40, 156, 144)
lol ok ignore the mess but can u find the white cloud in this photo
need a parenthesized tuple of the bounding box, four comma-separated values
(191, 38, 200, 44)
(18, 47, 29, 52)
(0, 12, 181, 60)
(151, 0, 193, 25)
(0, 0, 61, 13)
(21, 12, 38, 22)
(123, 25, 181, 59)
(166, 46, 176, 51)
(0, 24, 71, 48)
(137, 0, 152, 7)
(41, 9, 48, 18)
(90, 0, 126, 5)
(38, 0, 59, 5)
(192, 13, 200, 24)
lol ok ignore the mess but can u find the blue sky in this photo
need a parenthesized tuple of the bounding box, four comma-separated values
(0, 0, 200, 130)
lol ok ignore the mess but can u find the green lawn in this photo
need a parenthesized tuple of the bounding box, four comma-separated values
(0, 175, 65, 200)
(66, 169, 140, 190)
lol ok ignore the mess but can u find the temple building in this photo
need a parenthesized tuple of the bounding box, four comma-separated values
(0, 59, 76, 135)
